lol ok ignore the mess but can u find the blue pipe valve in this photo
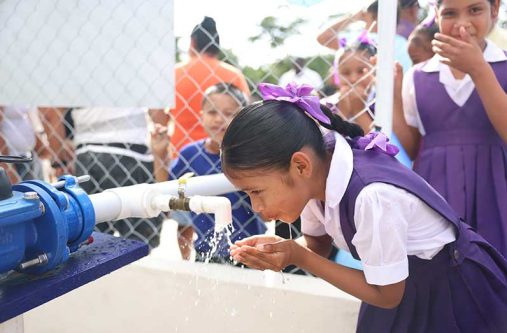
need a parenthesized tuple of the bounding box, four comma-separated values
(0, 175, 95, 275)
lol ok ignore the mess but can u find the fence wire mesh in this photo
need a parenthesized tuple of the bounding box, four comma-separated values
(3, 0, 506, 275)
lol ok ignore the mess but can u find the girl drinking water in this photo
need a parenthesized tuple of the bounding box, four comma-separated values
(224, 82, 507, 332)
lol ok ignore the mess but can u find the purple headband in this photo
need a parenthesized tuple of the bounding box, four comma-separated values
(421, 16, 436, 28)
(421, 5, 436, 28)
(337, 31, 375, 50)
(422, 0, 437, 28)
(257, 82, 331, 125)
(333, 30, 376, 85)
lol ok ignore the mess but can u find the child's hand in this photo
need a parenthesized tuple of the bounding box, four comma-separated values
(432, 28, 488, 77)
(394, 62, 403, 98)
(230, 235, 295, 271)
(338, 83, 370, 118)
(352, 9, 367, 23)
(150, 123, 169, 154)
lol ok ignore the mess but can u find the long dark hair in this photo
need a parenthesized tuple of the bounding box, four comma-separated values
(221, 100, 363, 172)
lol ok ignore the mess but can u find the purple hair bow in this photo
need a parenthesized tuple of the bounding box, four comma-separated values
(421, 16, 435, 28)
(258, 82, 331, 125)
(357, 30, 374, 46)
(354, 132, 399, 157)
(339, 37, 348, 48)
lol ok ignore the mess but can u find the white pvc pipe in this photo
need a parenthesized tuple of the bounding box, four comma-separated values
(89, 173, 237, 224)
(374, 0, 397, 136)
(90, 184, 163, 223)
(189, 196, 232, 232)
(90, 191, 123, 223)
(151, 173, 236, 196)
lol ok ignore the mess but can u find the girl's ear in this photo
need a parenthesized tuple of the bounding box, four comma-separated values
(290, 151, 313, 178)
(491, 0, 500, 20)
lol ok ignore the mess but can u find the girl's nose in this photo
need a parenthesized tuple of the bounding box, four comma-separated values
(215, 114, 226, 125)
(250, 197, 264, 213)
(348, 73, 359, 85)
(453, 21, 472, 34)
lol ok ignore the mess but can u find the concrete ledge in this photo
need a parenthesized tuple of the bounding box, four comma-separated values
(24, 256, 360, 333)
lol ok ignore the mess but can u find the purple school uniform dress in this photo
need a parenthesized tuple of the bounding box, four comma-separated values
(340, 145, 507, 332)
(413, 61, 507, 255)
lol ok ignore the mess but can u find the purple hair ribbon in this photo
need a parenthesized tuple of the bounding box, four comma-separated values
(339, 37, 347, 48)
(357, 29, 375, 47)
(421, 11, 436, 28)
(258, 82, 331, 125)
(354, 132, 399, 157)
(422, 1, 437, 28)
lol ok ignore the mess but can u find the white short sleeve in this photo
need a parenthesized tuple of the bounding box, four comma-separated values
(301, 200, 327, 237)
(352, 183, 412, 286)
(402, 67, 426, 135)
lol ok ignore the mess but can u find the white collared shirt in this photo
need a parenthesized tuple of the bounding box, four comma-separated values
(402, 40, 507, 135)
(301, 133, 456, 286)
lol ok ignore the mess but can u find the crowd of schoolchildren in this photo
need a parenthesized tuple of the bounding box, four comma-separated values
(3, 0, 507, 330)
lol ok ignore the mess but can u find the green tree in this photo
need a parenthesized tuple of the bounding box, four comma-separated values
(175, 36, 181, 63)
(248, 16, 306, 48)
(240, 15, 336, 97)
(218, 48, 240, 66)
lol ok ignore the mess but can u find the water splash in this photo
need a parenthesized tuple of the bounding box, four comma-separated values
(279, 223, 293, 284)
(203, 224, 234, 263)
(280, 271, 287, 284)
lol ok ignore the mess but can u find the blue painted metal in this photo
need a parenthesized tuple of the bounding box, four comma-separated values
(0, 232, 149, 323)
(0, 191, 42, 274)
(0, 176, 97, 275)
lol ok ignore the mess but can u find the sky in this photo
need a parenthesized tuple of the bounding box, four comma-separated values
(173, 0, 441, 68)
(173, 0, 372, 67)
(173, 0, 434, 67)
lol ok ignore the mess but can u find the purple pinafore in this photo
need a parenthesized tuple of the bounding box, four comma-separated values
(413, 61, 507, 255)
(339, 148, 507, 332)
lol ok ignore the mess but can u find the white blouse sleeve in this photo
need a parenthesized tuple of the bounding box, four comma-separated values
(301, 200, 327, 237)
(402, 67, 426, 135)
(352, 183, 412, 286)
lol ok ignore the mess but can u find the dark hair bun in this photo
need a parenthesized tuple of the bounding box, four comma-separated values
(191, 16, 220, 55)
(201, 16, 217, 34)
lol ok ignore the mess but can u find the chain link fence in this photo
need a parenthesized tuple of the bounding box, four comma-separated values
(2, 0, 488, 274)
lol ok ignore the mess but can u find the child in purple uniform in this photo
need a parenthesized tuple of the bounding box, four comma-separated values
(395, 0, 507, 256)
(223, 82, 507, 332)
